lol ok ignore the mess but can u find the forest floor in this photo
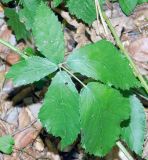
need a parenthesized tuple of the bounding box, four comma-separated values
(0, 2, 148, 160)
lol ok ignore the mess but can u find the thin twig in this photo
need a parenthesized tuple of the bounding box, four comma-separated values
(15, 147, 57, 160)
(60, 65, 86, 88)
(0, 117, 13, 125)
(102, 11, 148, 94)
(116, 141, 134, 160)
(0, 38, 28, 59)
(12, 119, 37, 136)
(14, 147, 37, 160)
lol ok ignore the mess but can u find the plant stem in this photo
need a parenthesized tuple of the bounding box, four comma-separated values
(95, 0, 108, 35)
(60, 65, 86, 88)
(0, 38, 27, 59)
(102, 12, 148, 94)
(116, 141, 134, 160)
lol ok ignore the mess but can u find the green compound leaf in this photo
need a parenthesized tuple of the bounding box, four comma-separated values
(53, 0, 63, 7)
(119, 0, 138, 15)
(67, 0, 96, 25)
(121, 95, 146, 156)
(0, 135, 14, 154)
(80, 82, 130, 156)
(33, 2, 65, 64)
(4, 8, 29, 41)
(19, 0, 41, 30)
(66, 40, 140, 90)
(39, 71, 80, 149)
(6, 56, 58, 87)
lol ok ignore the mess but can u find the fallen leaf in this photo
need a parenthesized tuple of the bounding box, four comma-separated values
(128, 37, 148, 78)
(14, 127, 40, 149)
(18, 108, 31, 129)
(6, 53, 20, 65)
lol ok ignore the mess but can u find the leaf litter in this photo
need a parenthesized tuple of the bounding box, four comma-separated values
(0, 1, 147, 160)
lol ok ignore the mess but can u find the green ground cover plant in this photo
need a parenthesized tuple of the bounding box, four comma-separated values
(0, 0, 148, 158)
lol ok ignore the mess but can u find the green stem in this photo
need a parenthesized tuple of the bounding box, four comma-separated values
(0, 38, 27, 59)
(102, 12, 148, 94)
(95, 0, 108, 35)
(116, 141, 134, 160)
(60, 65, 86, 88)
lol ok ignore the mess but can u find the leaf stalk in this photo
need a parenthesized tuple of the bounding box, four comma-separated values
(60, 65, 86, 88)
(0, 38, 27, 59)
